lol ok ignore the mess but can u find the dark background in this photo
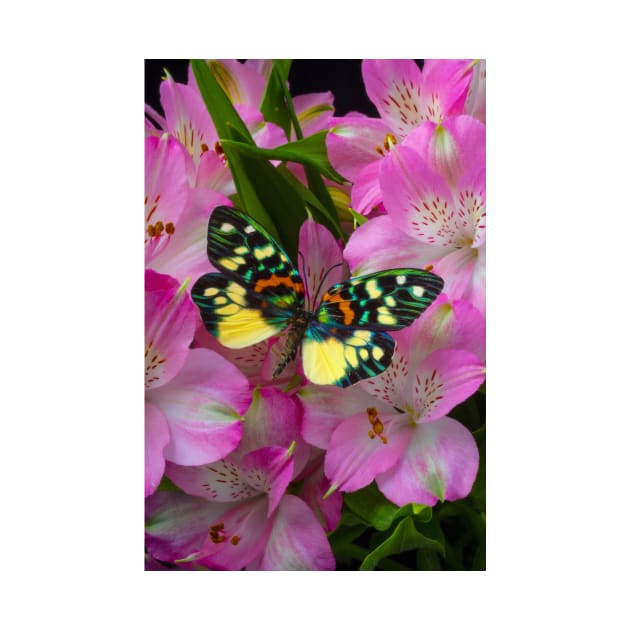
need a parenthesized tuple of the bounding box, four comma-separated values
(144, 59, 382, 118)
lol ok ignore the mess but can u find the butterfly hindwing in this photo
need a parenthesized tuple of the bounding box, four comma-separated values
(191, 273, 292, 349)
(316, 268, 444, 331)
(207, 206, 304, 312)
(301, 323, 396, 388)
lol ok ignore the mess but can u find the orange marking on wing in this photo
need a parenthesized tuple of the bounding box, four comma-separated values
(323, 292, 355, 325)
(254, 274, 304, 294)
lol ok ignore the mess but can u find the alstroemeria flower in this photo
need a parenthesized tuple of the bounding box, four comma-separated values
(307, 302, 485, 505)
(145, 270, 252, 485)
(464, 60, 486, 123)
(146, 72, 285, 196)
(145, 133, 231, 283)
(326, 60, 473, 214)
(145, 270, 198, 495)
(148, 418, 334, 570)
(344, 115, 486, 314)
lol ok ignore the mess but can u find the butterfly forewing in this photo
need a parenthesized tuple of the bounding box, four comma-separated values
(207, 206, 305, 312)
(302, 323, 396, 388)
(316, 268, 444, 331)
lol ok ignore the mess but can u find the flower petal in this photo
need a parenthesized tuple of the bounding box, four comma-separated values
(165, 459, 260, 502)
(421, 59, 473, 119)
(362, 59, 425, 135)
(160, 75, 217, 166)
(293, 92, 335, 137)
(150, 348, 251, 465)
(240, 446, 295, 515)
(147, 188, 230, 284)
(197, 497, 272, 570)
(145, 402, 170, 497)
(298, 214, 346, 309)
(299, 459, 343, 532)
(145, 270, 197, 389)
(380, 144, 467, 248)
(412, 349, 485, 422)
(464, 60, 486, 122)
(343, 215, 441, 276)
(299, 382, 383, 449)
(324, 412, 412, 493)
(145, 134, 191, 266)
(411, 295, 486, 361)
(145, 490, 226, 563)
(403, 115, 486, 190)
(260, 495, 335, 570)
(431, 245, 480, 305)
(350, 160, 383, 216)
(326, 115, 391, 181)
(376, 417, 479, 506)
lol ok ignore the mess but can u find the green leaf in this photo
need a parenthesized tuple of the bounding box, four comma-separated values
(359, 516, 444, 571)
(470, 425, 486, 510)
(347, 207, 369, 227)
(260, 60, 293, 138)
(190, 60, 253, 143)
(221, 132, 346, 184)
(276, 164, 344, 241)
(343, 483, 400, 531)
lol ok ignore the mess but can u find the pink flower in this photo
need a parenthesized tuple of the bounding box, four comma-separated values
(326, 60, 474, 215)
(145, 270, 252, 495)
(344, 114, 486, 314)
(145, 133, 231, 284)
(146, 386, 334, 570)
(298, 298, 485, 505)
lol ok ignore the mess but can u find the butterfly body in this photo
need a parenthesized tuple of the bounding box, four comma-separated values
(192, 206, 444, 388)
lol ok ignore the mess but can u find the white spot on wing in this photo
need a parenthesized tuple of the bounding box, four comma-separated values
(396, 275, 406, 285)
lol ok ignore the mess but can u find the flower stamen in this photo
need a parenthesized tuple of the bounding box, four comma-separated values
(366, 407, 388, 445)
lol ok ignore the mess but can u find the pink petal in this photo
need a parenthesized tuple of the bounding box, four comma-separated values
(298, 214, 346, 310)
(145, 270, 197, 390)
(376, 416, 479, 506)
(194, 326, 268, 381)
(467, 243, 485, 315)
(350, 160, 383, 216)
(145, 134, 191, 266)
(241, 446, 295, 515)
(343, 215, 441, 276)
(455, 165, 486, 247)
(195, 149, 234, 196)
(293, 92, 335, 137)
(197, 497, 272, 570)
(145, 402, 170, 497)
(299, 383, 382, 449)
(411, 295, 486, 361)
(421, 59, 473, 119)
(299, 459, 343, 532)
(359, 349, 414, 410)
(324, 412, 413, 493)
(326, 115, 391, 180)
(362, 59, 425, 135)
(260, 495, 335, 570)
(191, 59, 267, 107)
(380, 144, 468, 248)
(412, 349, 485, 422)
(150, 348, 251, 465)
(403, 115, 486, 190)
(147, 187, 231, 284)
(464, 60, 486, 122)
(431, 245, 480, 304)
(165, 459, 260, 502)
(145, 490, 227, 563)
(160, 74, 218, 166)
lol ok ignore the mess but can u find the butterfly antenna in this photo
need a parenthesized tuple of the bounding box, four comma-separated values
(297, 250, 312, 310)
(311, 262, 345, 307)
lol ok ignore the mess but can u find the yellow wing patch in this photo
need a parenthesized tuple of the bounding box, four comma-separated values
(216, 307, 283, 348)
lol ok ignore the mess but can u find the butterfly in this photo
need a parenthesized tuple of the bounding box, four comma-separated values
(191, 206, 444, 388)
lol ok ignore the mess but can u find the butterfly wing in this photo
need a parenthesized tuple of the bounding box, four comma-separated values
(301, 323, 396, 388)
(191, 274, 293, 348)
(316, 268, 444, 331)
(191, 206, 305, 349)
(206, 206, 305, 312)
